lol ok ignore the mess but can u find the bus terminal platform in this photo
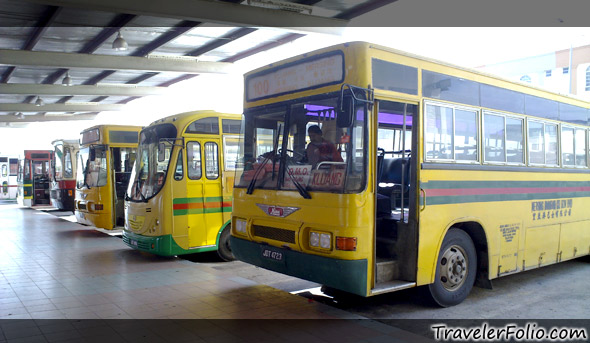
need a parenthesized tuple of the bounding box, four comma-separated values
(0, 203, 433, 342)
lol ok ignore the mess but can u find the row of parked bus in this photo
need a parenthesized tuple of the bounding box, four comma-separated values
(13, 111, 241, 261)
(10, 41, 590, 307)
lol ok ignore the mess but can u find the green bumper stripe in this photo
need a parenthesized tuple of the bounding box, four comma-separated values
(230, 236, 368, 297)
(122, 231, 218, 256)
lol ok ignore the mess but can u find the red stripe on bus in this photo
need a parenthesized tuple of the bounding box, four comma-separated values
(426, 186, 590, 197)
(173, 201, 232, 210)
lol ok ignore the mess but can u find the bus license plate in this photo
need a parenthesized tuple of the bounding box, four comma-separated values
(261, 247, 283, 262)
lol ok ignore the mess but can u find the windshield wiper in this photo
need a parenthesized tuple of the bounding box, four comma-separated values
(83, 161, 91, 189)
(246, 151, 275, 195)
(285, 161, 311, 199)
(134, 169, 147, 202)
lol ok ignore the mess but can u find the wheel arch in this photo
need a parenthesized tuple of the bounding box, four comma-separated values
(430, 218, 489, 285)
(215, 219, 232, 247)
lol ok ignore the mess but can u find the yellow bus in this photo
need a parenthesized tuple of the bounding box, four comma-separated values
(123, 110, 241, 261)
(75, 125, 141, 230)
(230, 41, 590, 307)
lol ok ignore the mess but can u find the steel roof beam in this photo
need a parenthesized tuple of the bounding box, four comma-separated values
(0, 103, 124, 112)
(0, 84, 172, 96)
(0, 114, 98, 123)
(0, 49, 233, 74)
(1, 5, 62, 84)
(20, 0, 347, 35)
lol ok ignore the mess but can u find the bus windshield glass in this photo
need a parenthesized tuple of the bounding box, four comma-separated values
(126, 124, 177, 201)
(235, 94, 367, 194)
(76, 145, 107, 189)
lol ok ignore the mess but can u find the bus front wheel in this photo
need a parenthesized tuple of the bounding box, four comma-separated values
(217, 227, 235, 262)
(428, 228, 476, 307)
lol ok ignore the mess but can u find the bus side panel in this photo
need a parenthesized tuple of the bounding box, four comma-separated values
(560, 221, 590, 261)
(524, 224, 559, 269)
(418, 169, 590, 285)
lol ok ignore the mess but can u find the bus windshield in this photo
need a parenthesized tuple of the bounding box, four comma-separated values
(235, 94, 367, 195)
(126, 124, 177, 202)
(76, 145, 107, 189)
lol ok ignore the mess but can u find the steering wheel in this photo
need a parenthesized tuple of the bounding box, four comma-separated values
(278, 148, 306, 161)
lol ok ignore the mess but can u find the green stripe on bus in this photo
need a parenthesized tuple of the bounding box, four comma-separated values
(426, 191, 590, 206)
(173, 206, 232, 216)
(422, 180, 590, 189)
(173, 196, 225, 204)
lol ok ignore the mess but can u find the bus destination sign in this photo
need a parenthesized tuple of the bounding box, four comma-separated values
(246, 53, 344, 102)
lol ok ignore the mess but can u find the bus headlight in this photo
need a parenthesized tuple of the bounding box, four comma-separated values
(309, 231, 331, 250)
(320, 233, 331, 249)
(235, 218, 247, 235)
(90, 203, 103, 211)
(310, 232, 320, 247)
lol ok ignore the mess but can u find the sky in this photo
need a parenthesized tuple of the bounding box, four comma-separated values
(2, 26, 590, 157)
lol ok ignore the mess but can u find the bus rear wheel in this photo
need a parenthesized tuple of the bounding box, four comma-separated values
(217, 226, 235, 262)
(428, 228, 476, 307)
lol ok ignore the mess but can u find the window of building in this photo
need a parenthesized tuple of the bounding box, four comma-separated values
(563, 67, 569, 74)
(545, 70, 552, 77)
(520, 75, 531, 83)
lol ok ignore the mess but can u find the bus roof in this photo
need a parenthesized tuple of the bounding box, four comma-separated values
(245, 41, 590, 108)
(80, 124, 143, 134)
(146, 110, 241, 131)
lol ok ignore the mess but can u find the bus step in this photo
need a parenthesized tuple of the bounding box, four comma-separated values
(376, 237, 397, 259)
(376, 259, 398, 283)
(371, 280, 416, 296)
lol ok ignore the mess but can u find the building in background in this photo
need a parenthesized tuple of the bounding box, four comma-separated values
(477, 45, 590, 100)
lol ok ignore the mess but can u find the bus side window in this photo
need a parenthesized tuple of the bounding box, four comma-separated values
(204, 142, 219, 179)
(174, 151, 183, 181)
(187, 142, 202, 180)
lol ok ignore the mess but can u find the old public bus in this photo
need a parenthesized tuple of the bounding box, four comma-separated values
(230, 41, 590, 307)
(123, 111, 241, 261)
(50, 139, 79, 211)
(75, 125, 141, 230)
(17, 150, 53, 207)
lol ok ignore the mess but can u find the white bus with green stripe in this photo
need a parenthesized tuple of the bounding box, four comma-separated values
(123, 110, 241, 260)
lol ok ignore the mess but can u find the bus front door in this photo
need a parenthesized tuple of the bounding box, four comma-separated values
(183, 139, 224, 249)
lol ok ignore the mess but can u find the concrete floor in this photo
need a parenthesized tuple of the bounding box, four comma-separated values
(0, 203, 432, 342)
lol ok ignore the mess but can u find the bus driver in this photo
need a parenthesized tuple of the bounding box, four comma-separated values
(306, 125, 343, 167)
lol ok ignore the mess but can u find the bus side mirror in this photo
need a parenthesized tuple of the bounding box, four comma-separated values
(337, 96, 354, 128)
(158, 143, 165, 162)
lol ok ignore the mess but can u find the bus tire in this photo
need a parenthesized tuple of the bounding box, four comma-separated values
(428, 228, 476, 307)
(217, 226, 235, 262)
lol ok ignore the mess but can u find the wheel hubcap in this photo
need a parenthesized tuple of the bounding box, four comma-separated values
(439, 245, 468, 291)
